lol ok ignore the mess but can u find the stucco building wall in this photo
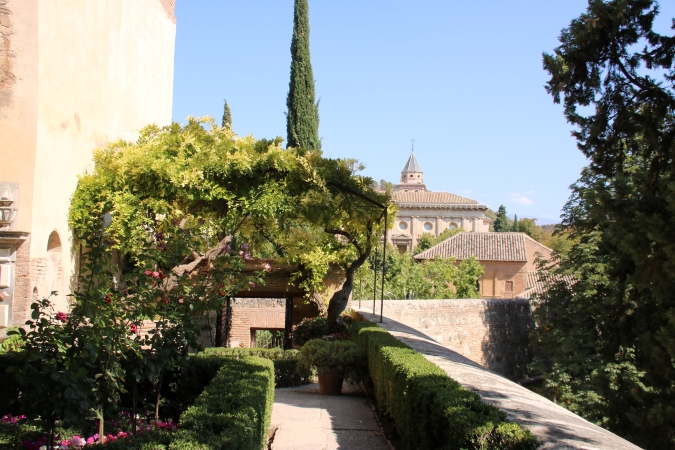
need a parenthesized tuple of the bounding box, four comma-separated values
(0, 0, 176, 328)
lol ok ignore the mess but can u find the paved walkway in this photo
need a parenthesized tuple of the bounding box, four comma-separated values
(355, 307, 641, 450)
(270, 382, 390, 450)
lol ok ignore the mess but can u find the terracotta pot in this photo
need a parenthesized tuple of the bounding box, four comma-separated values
(318, 367, 344, 395)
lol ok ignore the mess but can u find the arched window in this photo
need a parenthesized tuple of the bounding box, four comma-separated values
(448, 222, 458, 230)
(45, 231, 64, 301)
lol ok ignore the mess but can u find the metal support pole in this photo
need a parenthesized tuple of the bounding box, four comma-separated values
(372, 245, 378, 315)
(380, 208, 387, 323)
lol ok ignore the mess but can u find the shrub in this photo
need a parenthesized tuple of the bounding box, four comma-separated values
(296, 339, 367, 382)
(292, 317, 329, 346)
(179, 356, 274, 449)
(202, 347, 308, 387)
(99, 357, 275, 450)
(350, 322, 539, 450)
(0, 328, 24, 353)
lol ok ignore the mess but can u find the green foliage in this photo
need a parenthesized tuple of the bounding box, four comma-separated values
(178, 357, 274, 450)
(291, 317, 329, 346)
(296, 339, 367, 381)
(221, 99, 232, 130)
(413, 227, 464, 254)
(493, 205, 510, 232)
(350, 323, 538, 450)
(356, 243, 482, 300)
(512, 215, 518, 232)
(0, 327, 24, 353)
(69, 118, 389, 325)
(100, 357, 275, 450)
(201, 347, 308, 388)
(286, 0, 320, 151)
(531, 1, 675, 447)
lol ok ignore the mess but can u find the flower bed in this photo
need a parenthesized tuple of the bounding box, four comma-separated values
(0, 356, 275, 450)
(350, 322, 539, 450)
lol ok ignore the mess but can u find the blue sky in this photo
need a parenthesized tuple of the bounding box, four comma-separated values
(172, 1, 675, 224)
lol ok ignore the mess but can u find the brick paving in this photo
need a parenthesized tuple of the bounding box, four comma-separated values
(355, 306, 641, 450)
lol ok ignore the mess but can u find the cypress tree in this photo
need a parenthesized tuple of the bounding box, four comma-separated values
(286, 0, 320, 150)
(493, 205, 509, 232)
(222, 99, 232, 130)
(512, 215, 519, 232)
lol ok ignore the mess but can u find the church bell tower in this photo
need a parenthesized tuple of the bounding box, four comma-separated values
(398, 152, 426, 191)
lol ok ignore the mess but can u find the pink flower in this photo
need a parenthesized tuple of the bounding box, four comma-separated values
(263, 263, 271, 272)
(87, 437, 95, 444)
(248, 281, 256, 288)
(163, 297, 170, 304)
(130, 323, 138, 334)
(152, 271, 160, 278)
(243, 252, 251, 260)
(222, 244, 231, 252)
(144, 270, 153, 276)
(56, 312, 67, 323)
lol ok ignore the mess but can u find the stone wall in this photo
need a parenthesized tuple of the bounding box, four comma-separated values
(356, 299, 532, 380)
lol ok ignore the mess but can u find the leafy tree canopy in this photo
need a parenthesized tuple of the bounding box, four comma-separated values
(532, 1, 675, 447)
(69, 118, 390, 327)
(493, 205, 510, 232)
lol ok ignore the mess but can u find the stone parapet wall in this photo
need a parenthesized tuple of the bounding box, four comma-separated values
(356, 298, 532, 380)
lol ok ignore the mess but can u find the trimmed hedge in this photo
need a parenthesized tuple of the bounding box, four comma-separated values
(351, 322, 539, 450)
(100, 356, 275, 450)
(203, 347, 308, 388)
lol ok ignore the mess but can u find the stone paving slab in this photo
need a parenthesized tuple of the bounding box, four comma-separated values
(270, 383, 390, 450)
(355, 307, 642, 450)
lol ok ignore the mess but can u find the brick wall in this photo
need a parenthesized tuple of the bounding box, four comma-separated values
(226, 298, 288, 348)
(12, 236, 32, 326)
(358, 299, 533, 380)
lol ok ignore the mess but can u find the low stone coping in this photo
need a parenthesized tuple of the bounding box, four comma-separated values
(354, 306, 641, 450)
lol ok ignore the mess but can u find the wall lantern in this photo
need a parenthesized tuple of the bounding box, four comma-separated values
(0, 185, 17, 229)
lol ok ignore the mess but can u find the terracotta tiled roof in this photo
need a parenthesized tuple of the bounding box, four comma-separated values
(392, 190, 480, 205)
(414, 232, 529, 261)
(519, 271, 576, 299)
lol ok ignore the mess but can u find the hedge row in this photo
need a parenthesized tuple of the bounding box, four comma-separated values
(350, 322, 539, 450)
(203, 347, 308, 388)
(100, 356, 275, 450)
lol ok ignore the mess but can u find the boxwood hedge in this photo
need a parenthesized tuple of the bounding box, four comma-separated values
(350, 322, 539, 450)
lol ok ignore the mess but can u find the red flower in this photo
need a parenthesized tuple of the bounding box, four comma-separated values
(130, 323, 138, 334)
(56, 312, 67, 323)
(105, 295, 112, 303)
(163, 297, 170, 304)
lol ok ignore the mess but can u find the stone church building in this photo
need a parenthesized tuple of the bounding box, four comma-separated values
(388, 153, 491, 253)
(0, 1, 176, 331)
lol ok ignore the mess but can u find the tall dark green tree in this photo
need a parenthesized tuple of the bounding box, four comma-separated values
(286, 0, 320, 150)
(493, 205, 509, 231)
(222, 99, 232, 129)
(512, 214, 519, 232)
(531, 1, 675, 447)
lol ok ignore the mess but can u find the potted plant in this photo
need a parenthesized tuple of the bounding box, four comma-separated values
(297, 338, 366, 395)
